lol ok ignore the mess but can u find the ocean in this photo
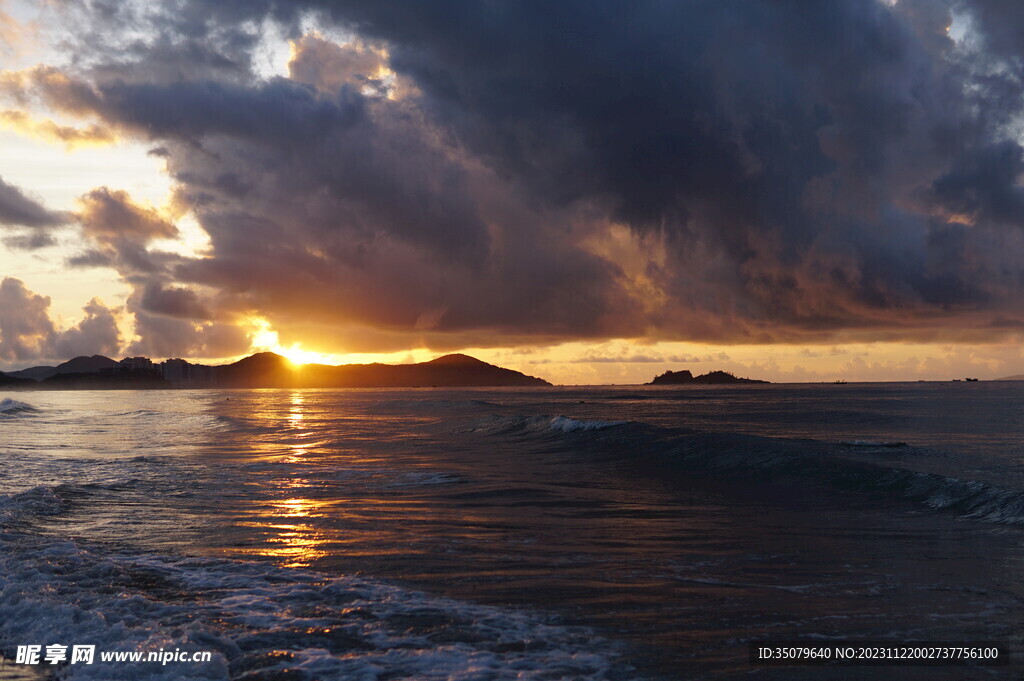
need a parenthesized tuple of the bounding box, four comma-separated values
(0, 382, 1021, 680)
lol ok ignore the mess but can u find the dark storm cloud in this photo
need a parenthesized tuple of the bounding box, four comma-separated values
(139, 282, 211, 320)
(77, 187, 177, 242)
(307, 0, 1024, 341)
(300, 0, 1002, 324)
(926, 141, 1024, 227)
(65, 187, 250, 358)
(958, 0, 1024, 61)
(53, 297, 122, 359)
(0, 277, 121, 364)
(2, 231, 57, 250)
(47, 0, 263, 84)
(0, 277, 56, 360)
(0, 175, 69, 251)
(11, 32, 629, 349)
(12, 0, 1024, 352)
(125, 310, 250, 359)
(0, 175, 67, 232)
(73, 187, 179, 275)
(568, 352, 730, 364)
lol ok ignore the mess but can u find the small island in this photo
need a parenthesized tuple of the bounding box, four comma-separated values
(646, 369, 769, 385)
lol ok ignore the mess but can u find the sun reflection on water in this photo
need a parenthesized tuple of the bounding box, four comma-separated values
(288, 392, 304, 426)
(223, 391, 435, 569)
(238, 494, 333, 568)
(283, 392, 312, 462)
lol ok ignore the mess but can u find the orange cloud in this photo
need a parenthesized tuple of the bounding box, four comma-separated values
(0, 109, 115, 149)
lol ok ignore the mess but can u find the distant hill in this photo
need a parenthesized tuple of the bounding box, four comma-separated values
(6, 365, 59, 381)
(213, 352, 551, 388)
(6, 355, 118, 381)
(57, 356, 116, 372)
(57, 355, 119, 373)
(994, 375, 1024, 381)
(0, 371, 34, 387)
(39, 371, 170, 390)
(647, 369, 769, 385)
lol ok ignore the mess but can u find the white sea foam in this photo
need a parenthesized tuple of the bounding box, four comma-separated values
(0, 398, 36, 415)
(547, 416, 628, 432)
(386, 471, 462, 487)
(0, 486, 67, 523)
(0, 532, 632, 681)
(840, 440, 908, 448)
(466, 414, 629, 436)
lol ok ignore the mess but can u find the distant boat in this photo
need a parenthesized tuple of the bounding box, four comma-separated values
(965, 377, 979, 382)
(952, 379, 961, 382)
(832, 380, 847, 384)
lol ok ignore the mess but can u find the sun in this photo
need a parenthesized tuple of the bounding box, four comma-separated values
(246, 316, 348, 366)
(274, 344, 338, 367)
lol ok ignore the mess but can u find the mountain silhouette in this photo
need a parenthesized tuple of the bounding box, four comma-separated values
(423, 353, 488, 366)
(57, 355, 120, 373)
(6, 354, 119, 381)
(217, 352, 550, 388)
(0, 371, 33, 386)
(2, 352, 551, 390)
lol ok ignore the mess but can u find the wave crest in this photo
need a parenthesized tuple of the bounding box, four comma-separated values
(468, 413, 631, 436)
(0, 535, 630, 680)
(0, 485, 68, 524)
(470, 417, 1024, 526)
(0, 397, 37, 415)
(548, 415, 629, 432)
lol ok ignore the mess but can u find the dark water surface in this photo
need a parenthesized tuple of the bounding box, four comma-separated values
(1, 383, 1022, 679)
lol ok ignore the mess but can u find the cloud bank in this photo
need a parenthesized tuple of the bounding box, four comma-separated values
(5, 0, 1024, 360)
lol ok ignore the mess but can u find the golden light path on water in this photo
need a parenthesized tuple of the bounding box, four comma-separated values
(225, 391, 451, 570)
(233, 392, 332, 568)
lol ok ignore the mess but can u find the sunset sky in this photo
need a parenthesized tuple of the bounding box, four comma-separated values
(2, 0, 1024, 383)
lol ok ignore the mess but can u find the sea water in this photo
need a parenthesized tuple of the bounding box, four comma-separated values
(0, 383, 1022, 680)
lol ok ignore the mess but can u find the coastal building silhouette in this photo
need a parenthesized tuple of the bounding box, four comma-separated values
(159, 358, 216, 386)
(119, 357, 153, 371)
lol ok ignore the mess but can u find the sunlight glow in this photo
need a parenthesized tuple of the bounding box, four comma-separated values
(275, 345, 341, 367)
(246, 316, 352, 366)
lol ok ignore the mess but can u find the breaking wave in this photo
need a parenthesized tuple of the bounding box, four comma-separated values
(471, 415, 1024, 526)
(468, 414, 630, 436)
(0, 531, 635, 681)
(547, 416, 630, 432)
(0, 398, 37, 415)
